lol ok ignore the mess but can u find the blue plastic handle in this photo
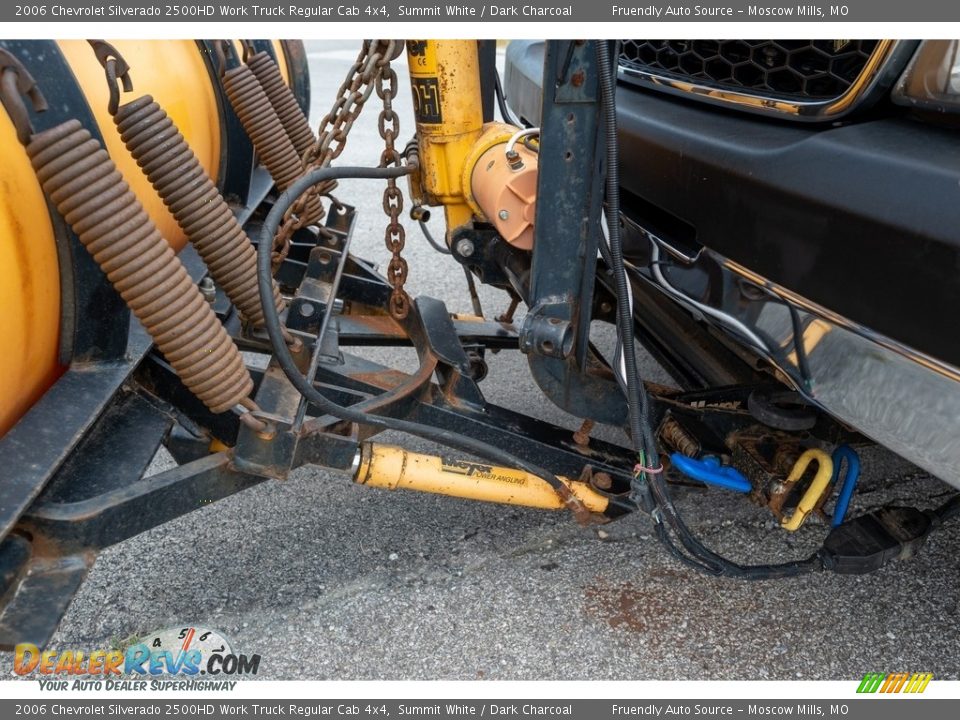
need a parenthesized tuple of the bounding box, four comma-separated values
(669, 453, 752, 493)
(830, 445, 861, 527)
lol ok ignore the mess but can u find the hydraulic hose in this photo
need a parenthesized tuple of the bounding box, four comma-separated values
(493, 70, 522, 126)
(595, 42, 658, 479)
(256, 166, 589, 513)
(595, 42, 820, 579)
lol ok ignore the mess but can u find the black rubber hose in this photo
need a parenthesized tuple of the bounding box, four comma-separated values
(595, 42, 819, 580)
(595, 42, 658, 471)
(494, 71, 522, 126)
(257, 166, 577, 502)
(418, 218, 450, 255)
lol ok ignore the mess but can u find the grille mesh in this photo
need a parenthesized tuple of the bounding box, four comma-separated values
(619, 40, 880, 100)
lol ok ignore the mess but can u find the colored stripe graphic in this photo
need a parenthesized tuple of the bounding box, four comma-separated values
(909, 673, 934, 693)
(857, 672, 932, 694)
(857, 673, 885, 693)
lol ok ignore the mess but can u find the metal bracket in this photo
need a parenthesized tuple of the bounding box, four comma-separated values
(520, 300, 575, 359)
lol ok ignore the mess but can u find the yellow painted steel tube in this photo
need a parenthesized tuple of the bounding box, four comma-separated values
(406, 40, 484, 233)
(780, 448, 834, 531)
(355, 443, 609, 513)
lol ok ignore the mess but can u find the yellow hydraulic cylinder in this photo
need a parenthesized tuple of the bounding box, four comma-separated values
(354, 443, 609, 514)
(406, 40, 484, 234)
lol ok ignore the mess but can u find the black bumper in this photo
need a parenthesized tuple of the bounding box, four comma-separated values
(615, 87, 960, 367)
(506, 41, 960, 367)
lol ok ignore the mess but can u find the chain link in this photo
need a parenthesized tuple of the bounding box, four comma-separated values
(307, 41, 388, 173)
(272, 41, 389, 271)
(375, 52, 411, 321)
(275, 41, 411, 319)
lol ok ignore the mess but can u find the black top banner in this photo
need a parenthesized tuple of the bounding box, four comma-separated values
(3, 0, 960, 23)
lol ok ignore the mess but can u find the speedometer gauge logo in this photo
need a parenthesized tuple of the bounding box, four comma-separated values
(125, 626, 259, 677)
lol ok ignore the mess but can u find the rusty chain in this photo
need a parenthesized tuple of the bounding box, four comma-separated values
(273, 41, 411, 319)
(272, 42, 385, 269)
(273, 42, 390, 265)
(375, 51, 411, 320)
(307, 41, 389, 172)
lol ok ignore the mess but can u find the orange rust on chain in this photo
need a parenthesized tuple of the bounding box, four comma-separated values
(26, 120, 253, 414)
(112, 95, 285, 329)
(220, 63, 324, 225)
(244, 50, 316, 160)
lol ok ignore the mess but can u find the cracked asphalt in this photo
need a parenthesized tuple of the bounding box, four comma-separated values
(6, 40, 959, 682)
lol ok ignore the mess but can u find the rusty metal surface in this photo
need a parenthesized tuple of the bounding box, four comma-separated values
(245, 50, 317, 159)
(221, 62, 323, 225)
(0, 48, 47, 143)
(112, 93, 285, 328)
(26, 119, 254, 414)
(659, 415, 701, 457)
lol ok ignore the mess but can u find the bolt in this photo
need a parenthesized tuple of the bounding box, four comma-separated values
(571, 69, 585, 87)
(299, 302, 315, 317)
(498, 209, 510, 221)
(199, 277, 216, 304)
(455, 238, 475, 257)
(573, 418, 595, 446)
(593, 472, 613, 491)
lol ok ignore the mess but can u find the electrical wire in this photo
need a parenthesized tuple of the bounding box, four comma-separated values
(417, 219, 483, 316)
(418, 218, 450, 255)
(595, 41, 821, 580)
(493, 70, 523, 126)
(595, 42, 659, 479)
(506, 127, 540, 156)
(649, 243, 772, 355)
(462, 265, 484, 318)
(257, 165, 578, 505)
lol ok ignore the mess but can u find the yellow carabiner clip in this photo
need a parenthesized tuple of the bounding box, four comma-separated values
(780, 449, 834, 532)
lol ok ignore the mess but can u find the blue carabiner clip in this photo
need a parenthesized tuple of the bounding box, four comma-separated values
(830, 445, 861, 527)
(670, 454, 752, 493)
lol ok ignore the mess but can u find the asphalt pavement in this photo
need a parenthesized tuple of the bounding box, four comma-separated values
(13, 40, 959, 682)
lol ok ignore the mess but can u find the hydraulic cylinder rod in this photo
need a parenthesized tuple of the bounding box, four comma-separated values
(354, 443, 609, 514)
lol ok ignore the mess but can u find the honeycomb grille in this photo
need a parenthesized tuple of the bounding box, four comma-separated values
(619, 40, 881, 101)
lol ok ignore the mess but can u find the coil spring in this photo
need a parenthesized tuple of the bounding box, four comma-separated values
(221, 64, 324, 226)
(245, 51, 316, 160)
(113, 94, 284, 328)
(27, 120, 254, 414)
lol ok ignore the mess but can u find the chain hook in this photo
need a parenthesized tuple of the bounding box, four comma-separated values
(88, 40, 133, 116)
(0, 48, 48, 145)
(238, 39, 257, 63)
(213, 39, 241, 78)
